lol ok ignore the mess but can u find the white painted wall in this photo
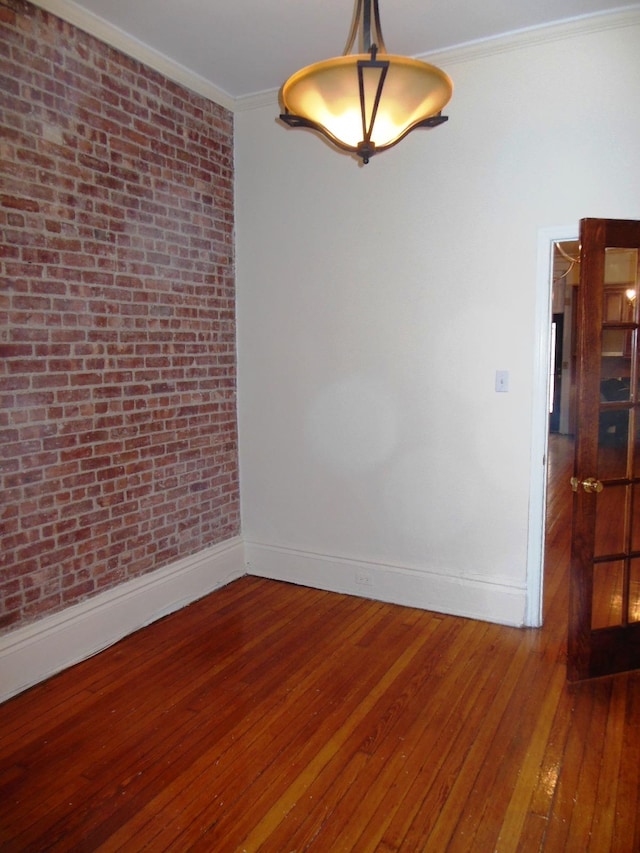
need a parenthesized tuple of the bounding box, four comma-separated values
(235, 15, 640, 626)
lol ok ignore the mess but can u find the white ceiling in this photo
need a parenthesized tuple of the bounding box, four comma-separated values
(36, 0, 640, 100)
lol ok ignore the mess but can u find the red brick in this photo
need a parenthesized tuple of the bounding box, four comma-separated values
(2, 0, 238, 635)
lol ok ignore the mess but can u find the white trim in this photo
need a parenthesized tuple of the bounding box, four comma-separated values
(526, 225, 578, 627)
(234, 91, 279, 114)
(230, 7, 640, 112)
(0, 537, 245, 703)
(245, 541, 527, 628)
(418, 6, 640, 68)
(28, 0, 235, 111)
(27, 2, 640, 113)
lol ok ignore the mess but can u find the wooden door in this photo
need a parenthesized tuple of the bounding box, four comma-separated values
(568, 218, 640, 680)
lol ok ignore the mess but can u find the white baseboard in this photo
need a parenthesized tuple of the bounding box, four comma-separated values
(245, 541, 526, 628)
(0, 537, 245, 704)
(1, 537, 528, 704)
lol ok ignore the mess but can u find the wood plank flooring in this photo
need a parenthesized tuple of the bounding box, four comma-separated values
(1, 433, 640, 851)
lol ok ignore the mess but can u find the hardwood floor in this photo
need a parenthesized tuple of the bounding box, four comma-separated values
(1, 434, 639, 851)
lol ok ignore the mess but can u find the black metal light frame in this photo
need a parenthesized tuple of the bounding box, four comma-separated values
(279, 0, 450, 164)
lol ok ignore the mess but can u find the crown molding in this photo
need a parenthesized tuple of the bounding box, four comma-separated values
(28, 0, 236, 111)
(234, 90, 280, 113)
(27, 1, 640, 115)
(420, 5, 640, 68)
(229, 5, 640, 113)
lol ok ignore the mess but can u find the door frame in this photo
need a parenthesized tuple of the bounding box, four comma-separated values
(526, 224, 578, 626)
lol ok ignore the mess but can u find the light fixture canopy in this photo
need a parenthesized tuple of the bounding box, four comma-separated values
(279, 0, 453, 164)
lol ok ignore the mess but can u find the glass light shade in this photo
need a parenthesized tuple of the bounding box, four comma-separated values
(281, 54, 453, 154)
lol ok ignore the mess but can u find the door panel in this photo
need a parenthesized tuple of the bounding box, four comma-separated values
(568, 218, 640, 680)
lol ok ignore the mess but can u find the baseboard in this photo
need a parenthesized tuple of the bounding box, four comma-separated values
(0, 537, 245, 703)
(245, 541, 526, 628)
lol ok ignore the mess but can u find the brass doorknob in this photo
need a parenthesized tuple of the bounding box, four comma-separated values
(571, 476, 604, 494)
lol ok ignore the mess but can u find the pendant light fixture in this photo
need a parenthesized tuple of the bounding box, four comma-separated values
(279, 0, 453, 164)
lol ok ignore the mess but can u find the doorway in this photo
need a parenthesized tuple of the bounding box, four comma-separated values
(526, 226, 578, 627)
(549, 312, 564, 433)
(548, 240, 580, 437)
(543, 241, 580, 624)
(531, 221, 640, 679)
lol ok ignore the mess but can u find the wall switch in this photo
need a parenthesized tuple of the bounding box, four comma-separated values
(495, 370, 509, 393)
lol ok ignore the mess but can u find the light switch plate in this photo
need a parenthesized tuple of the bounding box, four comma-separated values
(495, 370, 509, 392)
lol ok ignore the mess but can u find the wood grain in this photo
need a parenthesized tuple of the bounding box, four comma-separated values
(1, 434, 639, 851)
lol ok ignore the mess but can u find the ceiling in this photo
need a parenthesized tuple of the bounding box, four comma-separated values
(36, 0, 640, 101)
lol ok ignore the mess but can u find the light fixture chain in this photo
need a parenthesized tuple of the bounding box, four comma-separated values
(344, 0, 384, 55)
(372, 0, 386, 52)
(363, 0, 371, 51)
(344, 0, 363, 54)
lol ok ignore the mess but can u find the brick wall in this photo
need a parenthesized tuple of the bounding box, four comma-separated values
(0, 1, 239, 633)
